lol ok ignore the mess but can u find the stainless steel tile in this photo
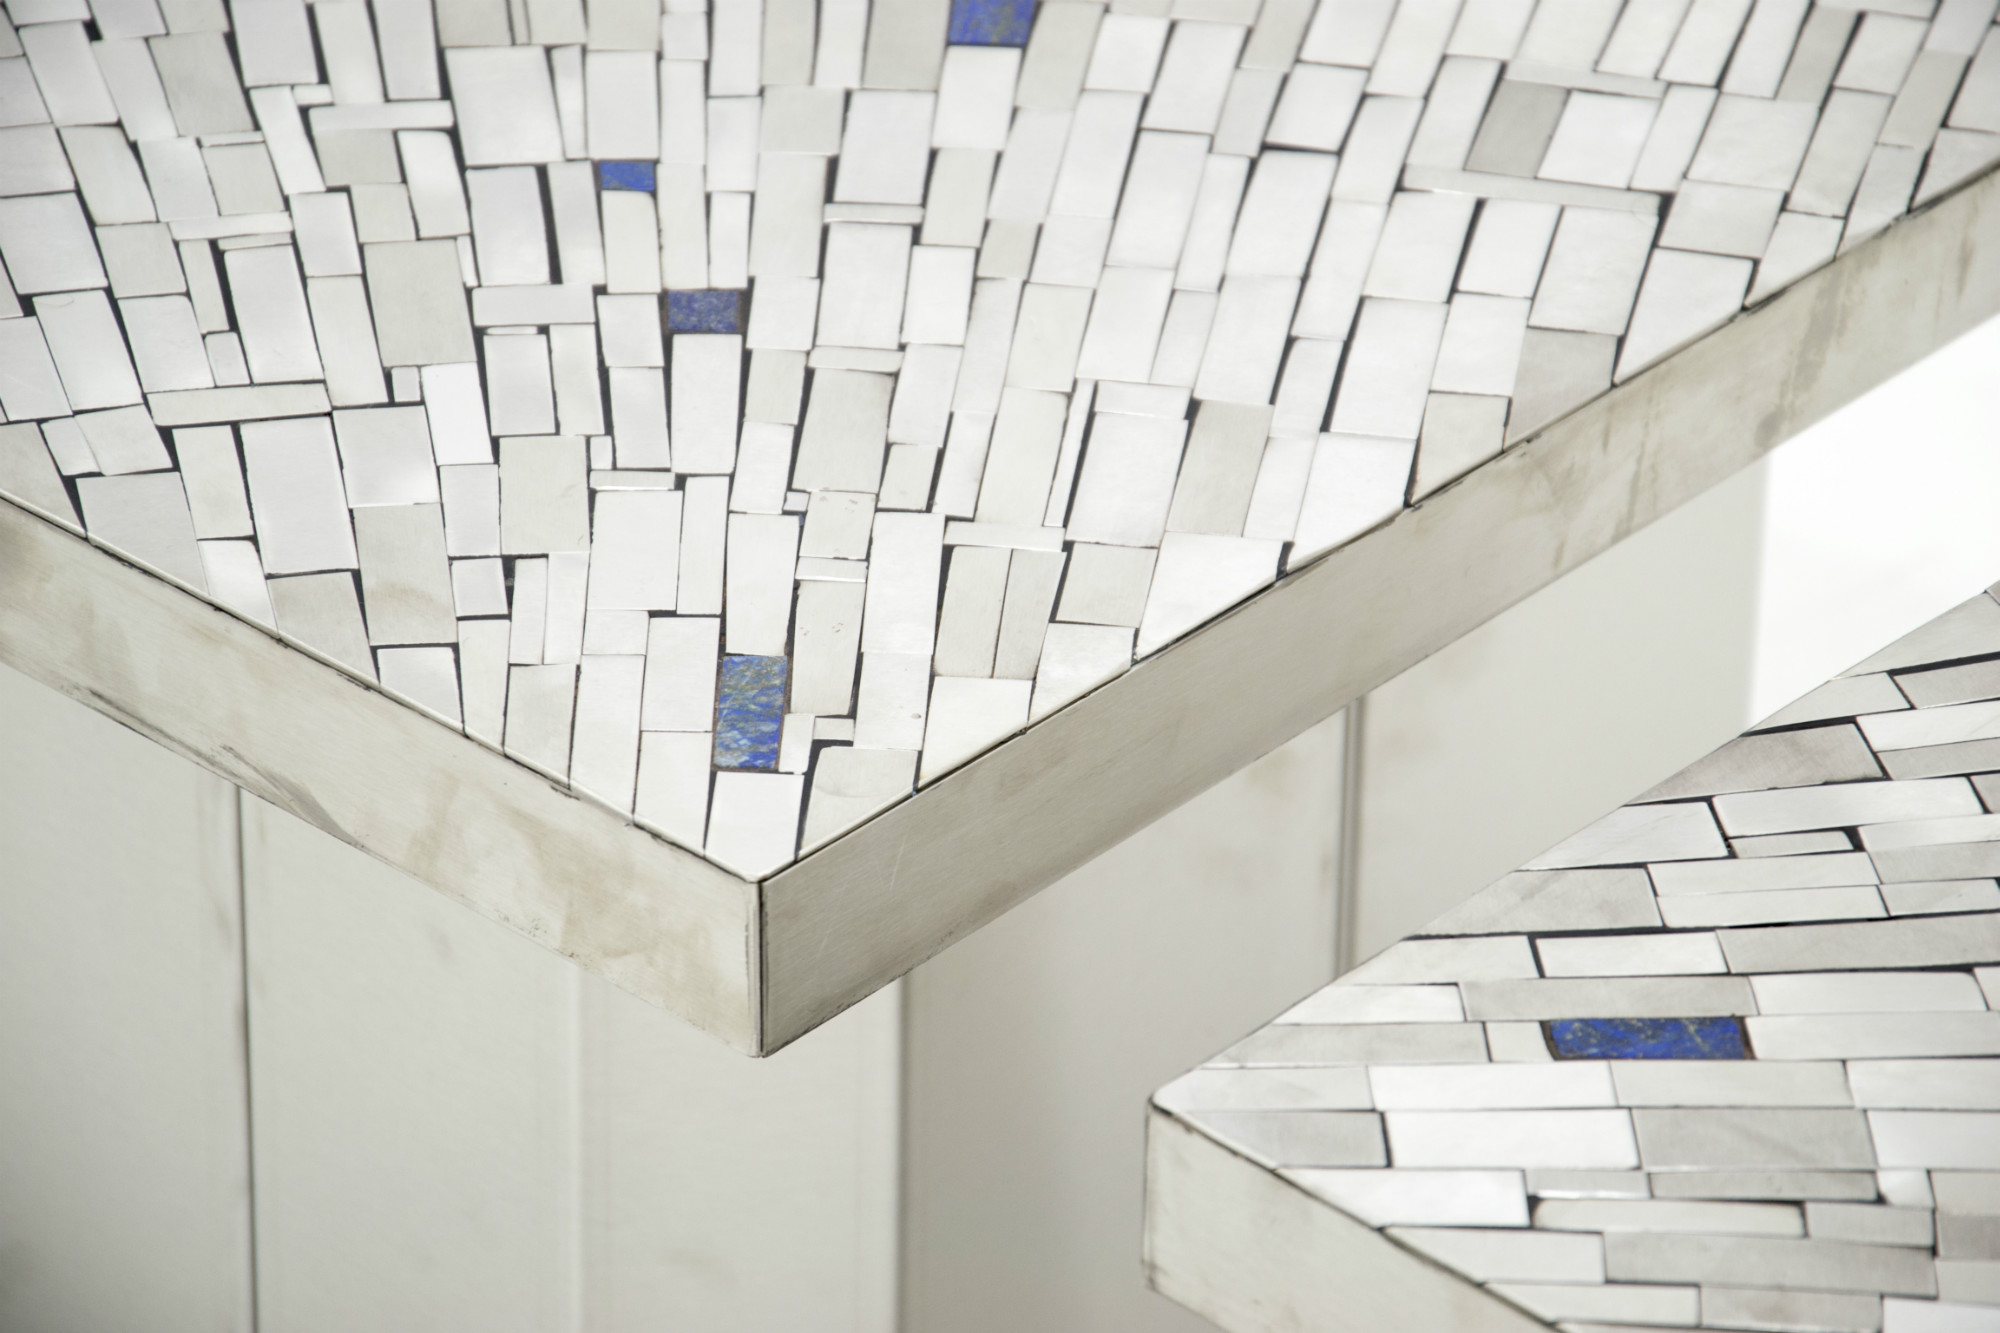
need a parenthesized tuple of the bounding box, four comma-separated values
(353, 503, 455, 645)
(1700, 1284, 1889, 1332)
(1754, 674, 1909, 732)
(1332, 95, 1424, 203)
(1849, 596, 2000, 676)
(1898, 658, 2000, 709)
(1752, 210, 1847, 304)
(852, 644, 928, 740)
(1687, 94, 1820, 191)
(1751, 970, 1989, 1013)
(1411, 392, 1508, 498)
(1350, 934, 1541, 985)
(1717, 913, 2000, 973)
(1028, 622, 1133, 721)
(1275, 984, 1465, 1025)
(1162, 401, 1267, 536)
(363, 239, 476, 367)
(801, 746, 916, 850)
(1648, 1169, 1879, 1202)
(1780, 6, 1861, 104)
(1661, 180, 1785, 258)
(442, 47, 562, 167)
(241, 416, 358, 573)
(148, 30, 252, 134)
(1194, 275, 1300, 405)
(1809, 1201, 1937, 1247)
(1486, 1021, 1555, 1063)
(1525, 1168, 1650, 1199)
(451, 559, 508, 620)
(197, 538, 275, 627)
(1879, 877, 2000, 916)
(1213, 1022, 1493, 1067)
(1939, 1212, 2000, 1259)
(1266, 62, 1366, 151)
(1612, 1060, 1853, 1107)
(1135, 533, 1280, 656)
(1192, 1110, 1387, 1167)
(1158, 1065, 1375, 1112)
(920, 675, 1031, 783)
(588, 490, 681, 611)
(78, 471, 206, 589)
(1065, 411, 1186, 546)
(1717, 778, 1983, 837)
(721, 512, 798, 656)
(933, 543, 1008, 677)
(1371, 1063, 1614, 1110)
(1602, 1230, 1935, 1295)
(1430, 868, 1663, 936)
(1652, 851, 1880, 898)
(0, 424, 79, 531)
(268, 571, 374, 679)
(1528, 801, 1727, 868)
(1748, 1011, 2000, 1059)
(1466, 79, 1568, 177)
(1402, 59, 1497, 173)
(1390, 1225, 1604, 1282)
(1388, 1109, 1640, 1169)
(332, 407, 438, 509)
(0, 192, 106, 294)
(1462, 976, 1755, 1021)
(1722, 0, 1816, 98)
(1530, 207, 1657, 336)
(1635, 1108, 1877, 1170)
(1535, 1197, 1803, 1234)
(1139, 21, 1242, 134)
(1839, 11, 1930, 92)
(1658, 0, 1758, 85)
(994, 548, 1063, 678)
(1540, 92, 1658, 189)
(70, 407, 166, 477)
(1795, 90, 1897, 219)
(1330, 297, 1448, 439)
(1363, 192, 1477, 304)
(1615, 248, 1752, 381)
(1536, 932, 1722, 977)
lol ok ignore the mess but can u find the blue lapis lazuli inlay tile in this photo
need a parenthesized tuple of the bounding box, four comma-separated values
(667, 289, 744, 333)
(1549, 1016, 1747, 1060)
(597, 160, 656, 192)
(947, 0, 1034, 45)
(714, 655, 788, 771)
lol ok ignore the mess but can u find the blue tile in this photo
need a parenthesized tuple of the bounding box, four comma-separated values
(667, 289, 744, 333)
(598, 160, 656, 192)
(1548, 1016, 1747, 1060)
(948, 0, 1035, 45)
(714, 655, 788, 771)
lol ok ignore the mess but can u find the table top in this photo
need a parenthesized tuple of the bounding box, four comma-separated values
(1155, 588, 2000, 1333)
(2, 0, 1996, 1050)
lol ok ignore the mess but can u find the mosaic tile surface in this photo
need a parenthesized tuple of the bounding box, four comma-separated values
(1158, 589, 2000, 1333)
(1, 0, 1996, 879)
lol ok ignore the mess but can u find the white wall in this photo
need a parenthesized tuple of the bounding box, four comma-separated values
(1752, 314, 2000, 719)
(1349, 311, 2000, 968)
(242, 791, 901, 1333)
(0, 664, 900, 1333)
(0, 668, 253, 1333)
(899, 713, 1345, 1333)
(1350, 464, 1765, 964)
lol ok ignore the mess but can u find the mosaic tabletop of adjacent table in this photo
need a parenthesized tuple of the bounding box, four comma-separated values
(2, 0, 1998, 1049)
(1149, 590, 2000, 1333)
